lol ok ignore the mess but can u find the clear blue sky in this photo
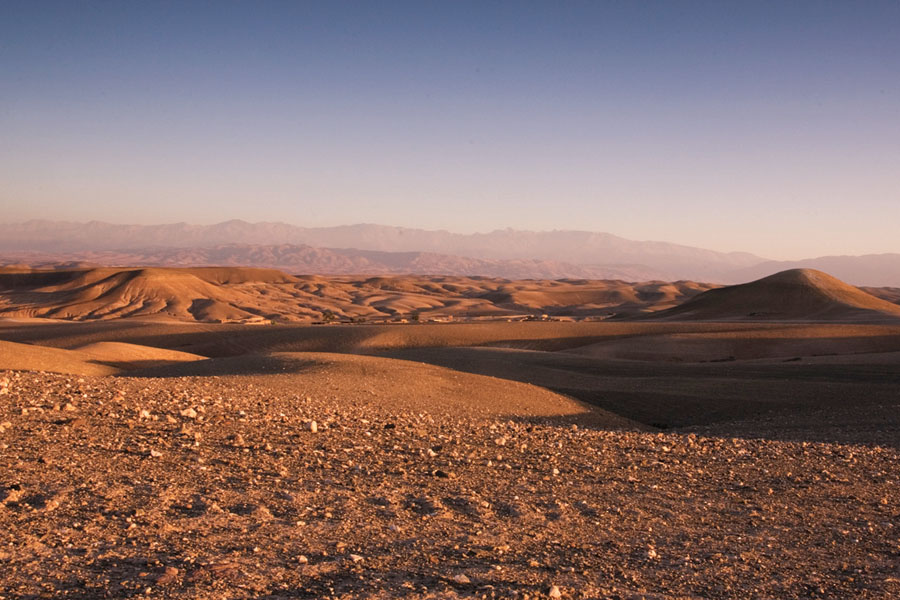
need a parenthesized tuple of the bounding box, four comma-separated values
(2, 1, 898, 259)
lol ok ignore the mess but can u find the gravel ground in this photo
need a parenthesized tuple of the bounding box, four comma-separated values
(1, 370, 898, 599)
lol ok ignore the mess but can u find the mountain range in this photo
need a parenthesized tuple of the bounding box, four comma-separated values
(1, 220, 897, 285)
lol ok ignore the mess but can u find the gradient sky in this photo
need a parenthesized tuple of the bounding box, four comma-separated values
(2, 1, 898, 260)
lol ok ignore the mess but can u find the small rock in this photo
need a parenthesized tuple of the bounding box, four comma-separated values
(149, 449, 163, 458)
(157, 566, 178, 585)
(349, 554, 364, 563)
(253, 505, 274, 521)
(296, 555, 308, 564)
(180, 407, 198, 419)
(452, 574, 471, 584)
(306, 421, 318, 433)
(548, 585, 562, 598)
(2, 487, 24, 505)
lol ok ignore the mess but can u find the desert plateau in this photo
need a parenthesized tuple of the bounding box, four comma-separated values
(1, 266, 899, 599)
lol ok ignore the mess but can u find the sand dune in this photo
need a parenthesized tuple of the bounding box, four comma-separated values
(645, 268, 900, 322)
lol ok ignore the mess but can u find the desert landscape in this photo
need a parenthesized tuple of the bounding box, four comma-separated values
(5, 3, 899, 598)
(2, 266, 900, 598)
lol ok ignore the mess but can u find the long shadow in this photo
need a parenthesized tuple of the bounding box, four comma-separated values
(380, 346, 900, 448)
(2, 320, 855, 356)
(5, 320, 900, 447)
(121, 353, 324, 378)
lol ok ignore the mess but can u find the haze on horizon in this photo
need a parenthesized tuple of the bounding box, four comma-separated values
(2, 1, 898, 261)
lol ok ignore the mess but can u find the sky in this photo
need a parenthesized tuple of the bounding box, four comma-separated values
(2, 1, 898, 260)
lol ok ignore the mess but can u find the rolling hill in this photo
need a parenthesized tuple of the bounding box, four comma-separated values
(0, 266, 715, 323)
(645, 269, 900, 322)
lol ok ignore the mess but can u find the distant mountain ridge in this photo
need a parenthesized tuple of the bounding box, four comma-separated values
(730, 254, 900, 287)
(0, 244, 667, 281)
(1, 220, 898, 285)
(0, 219, 762, 281)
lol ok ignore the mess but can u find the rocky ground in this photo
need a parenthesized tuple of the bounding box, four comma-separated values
(1, 370, 899, 599)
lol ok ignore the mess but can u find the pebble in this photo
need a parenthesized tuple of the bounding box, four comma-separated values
(180, 407, 198, 419)
(306, 420, 318, 433)
(548, 585, 562, 598)
(452, 574, 471, 584)
(157, 566, 178, 585)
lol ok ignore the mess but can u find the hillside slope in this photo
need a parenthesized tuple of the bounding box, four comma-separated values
(645, 269, 900, 322)
(0, 267, 714, 323)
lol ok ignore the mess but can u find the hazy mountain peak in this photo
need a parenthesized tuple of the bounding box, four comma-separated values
(0, 220, 896, 285)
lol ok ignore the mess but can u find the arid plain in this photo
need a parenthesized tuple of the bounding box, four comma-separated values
(1, 266, 899, 599)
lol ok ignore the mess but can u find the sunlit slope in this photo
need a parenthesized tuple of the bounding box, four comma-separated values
(0, 339, 119, 375)
(0, 267, 298, 322)
(130, 351, 645, 429)
(0, 267, 714, 323)
(645, 269, 900, 322)
(0, 338, 206, 375)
